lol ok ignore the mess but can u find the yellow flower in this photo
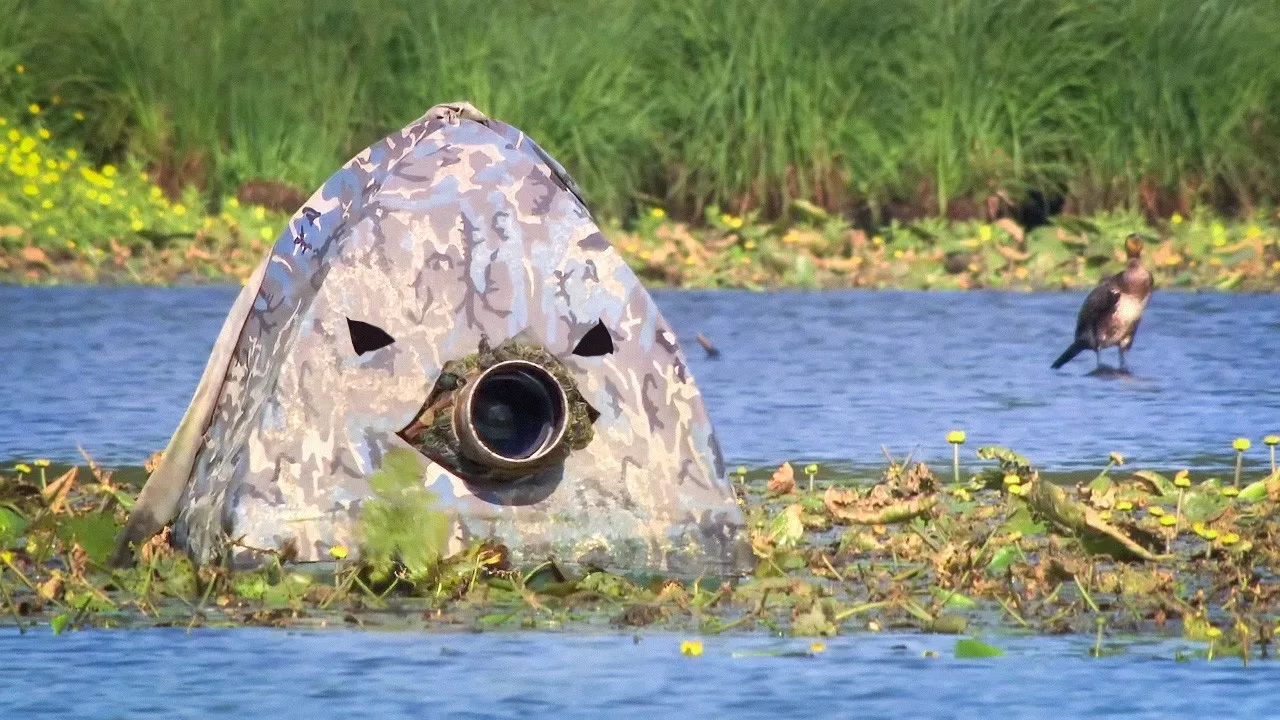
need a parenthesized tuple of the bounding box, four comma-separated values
(680, 639, 703, 657)
(73, 111, 85, 122)
(1170, 213, 1184, 225)
(227, 197, 240, 209)
(101, 164, 117, 177)
(130, 219, 144, 232)
(28, 103, 40, 115)
(946, 430, 966, 444)
(149, 186, 163, 199)
(1159, 515, 1177, 527)
(1219, 532, 1240, 546)
(6, 129, 18, 143)
(328, 545, 349, 560)
(1222, 487, 1239, 498)
(0, 116, 5, 126)
(22, 183, 37, 195)
(1116, 500, 1134, 511)
(41, 199, 52, 209)
(65, 149, 77, 161)
(253, 206, 266, 220)
(743, 239, 757, 250)
(37, 127, 50, 140)
(14, 463, 31, 473)
(1148, 506, 1165, 517)
(1002, 473, 1021, 486)
(810, 642, 826, 654)
(1246, 225, 1262, 240)
(259, 226, 274, 241)
(649, 207, 665, 219)
(172, 203, 186, 216)
(978, 224, 993, 243)
(34, 459, 50, 467)
(1233, 438, 1250, 452)
(15, 64, 24, 74)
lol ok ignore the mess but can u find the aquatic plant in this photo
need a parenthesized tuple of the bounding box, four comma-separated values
(947, 430, 966, 485)
(1233, 438, 1250, 487)
(4, 431, 1280, 652)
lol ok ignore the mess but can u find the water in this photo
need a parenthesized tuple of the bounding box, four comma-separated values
(2, 286, 1277, 472)
(1, 629, 1274, 719)
(3, 285, 1280, 716)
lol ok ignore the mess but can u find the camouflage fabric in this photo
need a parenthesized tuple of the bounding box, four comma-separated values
(115, 102, 751, 576)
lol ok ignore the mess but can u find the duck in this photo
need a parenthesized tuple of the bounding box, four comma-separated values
(1051, 233, 1153, 371)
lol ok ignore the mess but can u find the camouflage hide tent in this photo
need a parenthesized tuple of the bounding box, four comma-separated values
(113, 102, 750, 576)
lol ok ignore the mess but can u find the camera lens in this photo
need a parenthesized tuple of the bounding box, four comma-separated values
(461, 363, 567, 462)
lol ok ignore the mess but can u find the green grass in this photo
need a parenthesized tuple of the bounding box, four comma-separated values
(5, 0, 1280, 223)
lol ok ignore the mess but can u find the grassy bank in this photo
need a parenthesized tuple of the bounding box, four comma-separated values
(3, 0, 1280, 225)
(3, 438, 1280, 658)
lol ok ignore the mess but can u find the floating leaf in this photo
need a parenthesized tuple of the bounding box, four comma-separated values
(0, 505, 27, 547)
(57, 513, 120, 565)
(986, 546, 1020, 574)
(50, 613, 71, 636)
(932, 587, 977, 610)
(1238, 479, 1268, 503)
(954, 637, 1005, 658)
(1130, 470, 1176, 497)
(999, 506, 1047, 536)
(1181, 490, 1231, 524)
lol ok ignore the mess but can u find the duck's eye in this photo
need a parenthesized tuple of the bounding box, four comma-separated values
(571, 319, 614, 357)
(347, 318, 395, 356)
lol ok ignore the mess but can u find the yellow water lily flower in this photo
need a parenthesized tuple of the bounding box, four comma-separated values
(14, 463, 31, 473)
(680, 639, 703, 657)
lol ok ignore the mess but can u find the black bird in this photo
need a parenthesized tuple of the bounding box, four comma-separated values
(1051, 233, 1153, 371)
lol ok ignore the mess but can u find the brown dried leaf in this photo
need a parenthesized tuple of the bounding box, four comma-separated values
(824, 486, 937, 525)
(767, 462, 796, 496)
(40, 467, 78, 514)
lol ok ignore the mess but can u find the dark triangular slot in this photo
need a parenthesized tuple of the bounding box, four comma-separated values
(572, 320, 614, 357)
(347, 318, 395, 356)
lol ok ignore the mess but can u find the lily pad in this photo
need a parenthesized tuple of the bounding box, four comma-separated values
(0, 505, 27, 547)
(57, 513, 120, 564)
(954, 637, 1005, 658)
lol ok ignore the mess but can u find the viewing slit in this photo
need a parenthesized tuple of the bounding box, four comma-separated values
(347, 318, 395, 356)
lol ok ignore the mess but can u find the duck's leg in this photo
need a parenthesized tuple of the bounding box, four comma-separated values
(1118, 346, 1127, 370)
(1094, 349, 1101, 368)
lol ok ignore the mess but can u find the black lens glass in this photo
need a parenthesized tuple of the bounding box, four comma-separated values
(470, 369, 562, 459)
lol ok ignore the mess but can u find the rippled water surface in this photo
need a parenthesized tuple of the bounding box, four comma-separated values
(2, 286, 1277, 471)
(3, 629, 1278, 719)
(3, 285, 1280, 716)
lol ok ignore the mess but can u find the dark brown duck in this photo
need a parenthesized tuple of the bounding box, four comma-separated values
(1051, 233, 1153, 370)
